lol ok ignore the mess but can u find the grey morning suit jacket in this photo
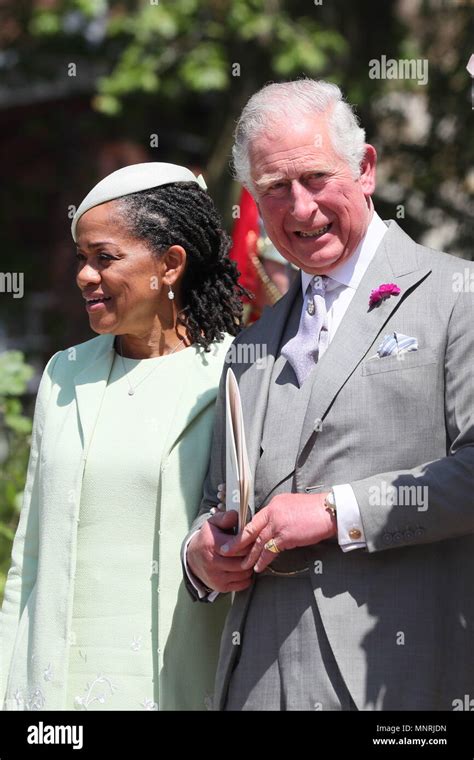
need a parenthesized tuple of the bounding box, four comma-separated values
(183, 220, 474, 710)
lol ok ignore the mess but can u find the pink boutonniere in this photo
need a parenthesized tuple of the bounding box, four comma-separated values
(369, 283, 401, 309)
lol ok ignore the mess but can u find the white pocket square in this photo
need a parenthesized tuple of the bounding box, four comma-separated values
(376, 332, 418, 358)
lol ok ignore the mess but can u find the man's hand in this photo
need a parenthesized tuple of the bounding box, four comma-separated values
(220, 492, 336, 574)
(187, 510, 254, 594)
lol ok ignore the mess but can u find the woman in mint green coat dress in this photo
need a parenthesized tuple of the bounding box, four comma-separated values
(1, 163, 246, 711)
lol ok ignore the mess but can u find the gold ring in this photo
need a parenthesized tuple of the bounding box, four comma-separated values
(264, 538, 280, 554)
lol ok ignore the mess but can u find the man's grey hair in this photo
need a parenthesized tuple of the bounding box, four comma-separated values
(232, 79, 367, 194)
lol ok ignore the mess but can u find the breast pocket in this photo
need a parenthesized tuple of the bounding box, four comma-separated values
(361, 347, 438, 376)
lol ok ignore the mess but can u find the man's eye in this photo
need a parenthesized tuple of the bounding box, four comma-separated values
(75, 253, 86, 262)
(267, 182, 287, 194)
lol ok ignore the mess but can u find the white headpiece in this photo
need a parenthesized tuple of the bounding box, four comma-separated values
(71, 162, 207, 241)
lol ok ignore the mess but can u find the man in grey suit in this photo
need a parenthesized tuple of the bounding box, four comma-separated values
(183, 79, 474, 710)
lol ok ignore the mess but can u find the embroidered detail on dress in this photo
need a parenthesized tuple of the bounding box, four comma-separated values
(74, 674, 117, 710)
(13, 690, 24, 710)
(140, 698, 158, 710)
(43, 664, 53, 682)
(13, 687, 46, 710)
(130, 636, 142, 651)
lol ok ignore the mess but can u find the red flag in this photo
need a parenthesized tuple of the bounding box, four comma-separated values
(229, 188, 260, 298)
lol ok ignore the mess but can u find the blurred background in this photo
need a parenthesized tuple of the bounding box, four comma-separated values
(0, 0, 473, 599)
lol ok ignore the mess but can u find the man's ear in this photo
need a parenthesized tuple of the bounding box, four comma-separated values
(359, 144, 377, 197)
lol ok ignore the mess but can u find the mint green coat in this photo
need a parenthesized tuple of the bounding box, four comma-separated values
(1, 333, 232, 710)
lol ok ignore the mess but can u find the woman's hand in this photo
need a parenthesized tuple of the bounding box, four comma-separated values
(187, 484, 253, 594)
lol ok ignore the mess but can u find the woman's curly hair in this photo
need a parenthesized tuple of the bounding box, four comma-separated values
(117, 181, 249, 351)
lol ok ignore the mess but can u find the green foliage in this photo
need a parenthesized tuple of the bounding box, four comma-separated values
(29, 10, 61, 36)
(0, 352, 34, 602)
(179, 42, 228, 91)
(28, 0, 348, 115)
(19, 0, 358, 215)
(0, 352, 34, 397)
(97, 0, 346, 108)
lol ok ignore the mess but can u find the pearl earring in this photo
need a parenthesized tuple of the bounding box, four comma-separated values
(168, 285, 175, 301)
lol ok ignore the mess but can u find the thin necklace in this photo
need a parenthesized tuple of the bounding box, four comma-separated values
(117, 335, 185, 396)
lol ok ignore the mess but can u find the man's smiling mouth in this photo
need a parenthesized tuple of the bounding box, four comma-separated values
(294, 223, 332, 238)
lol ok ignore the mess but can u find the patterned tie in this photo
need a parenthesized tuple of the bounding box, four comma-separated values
(281, 275, 330, 386)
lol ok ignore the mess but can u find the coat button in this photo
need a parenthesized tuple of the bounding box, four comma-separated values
(348, 528, 362, 540)
(383, 533, 393, 544)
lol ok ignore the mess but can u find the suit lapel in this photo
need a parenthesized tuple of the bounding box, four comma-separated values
(238, 274, 303, 498)
(161, 339, 232, 460)
(74, 334, 231, 468)
(74, 334, 116, 455)
(296, 221, 432, 464)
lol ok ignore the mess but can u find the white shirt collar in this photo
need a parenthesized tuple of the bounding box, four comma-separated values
(301, 211, 388, 295)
